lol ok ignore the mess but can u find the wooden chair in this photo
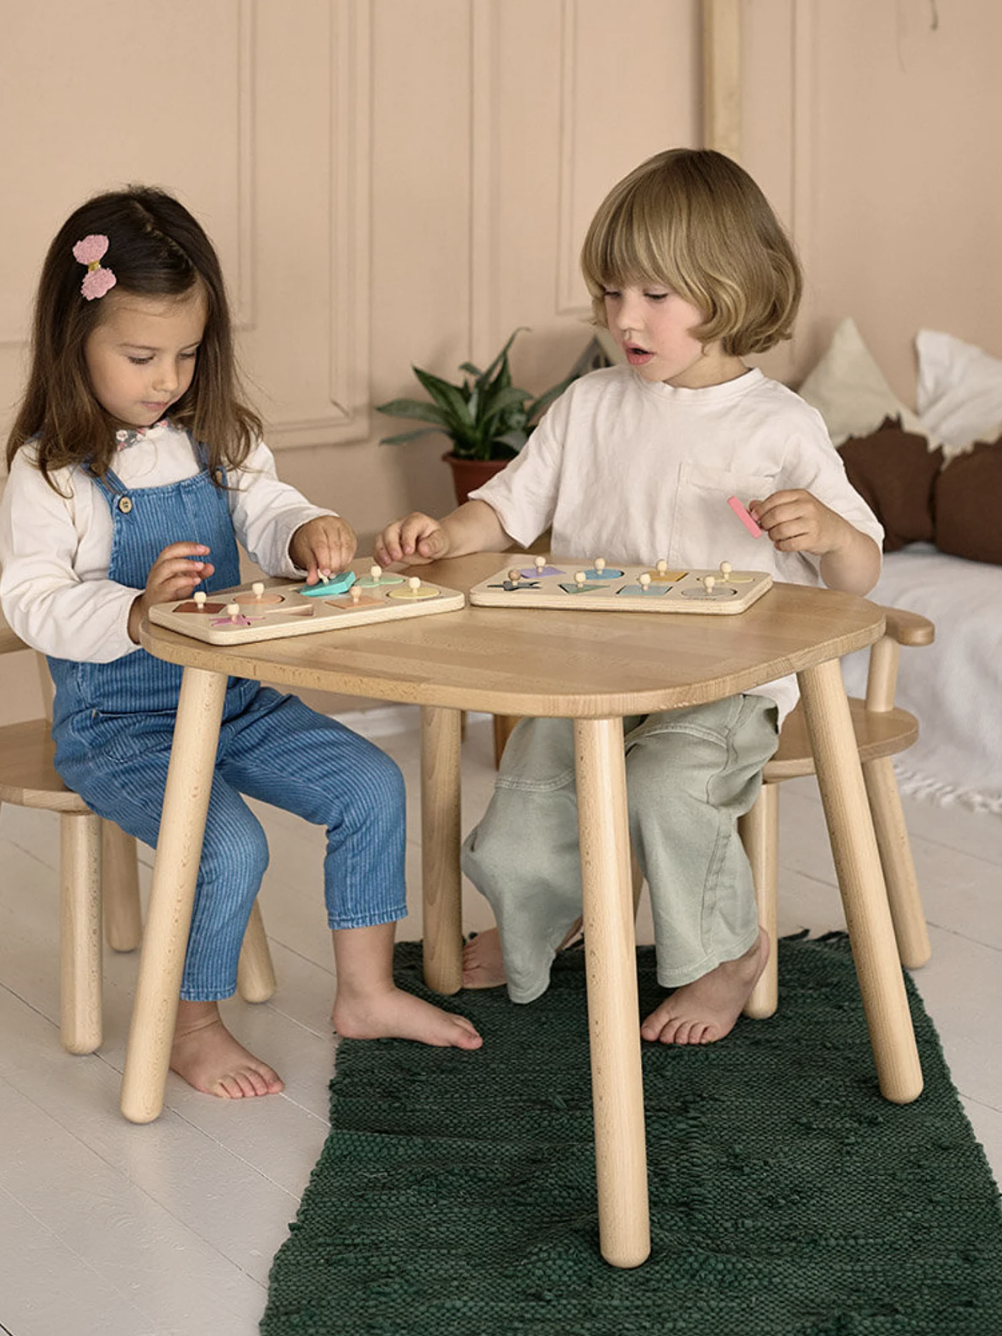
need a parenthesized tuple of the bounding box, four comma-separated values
(0, 618, 276, 1056)
(490, 604, 935, 1016)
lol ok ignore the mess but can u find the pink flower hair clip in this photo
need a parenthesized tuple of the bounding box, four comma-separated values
(72, 234, 117, 301)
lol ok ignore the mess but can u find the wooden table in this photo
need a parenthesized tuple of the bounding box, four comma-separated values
(129, 553, 923, 1268)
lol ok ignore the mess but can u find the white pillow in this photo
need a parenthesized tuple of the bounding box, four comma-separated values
(916, 329, 1002, 457)
(797, 316, 930, 447)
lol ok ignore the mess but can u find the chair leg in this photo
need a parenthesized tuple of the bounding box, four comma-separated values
(60, 811, 103, 1054)
(740, 782, 779, 1019)
(237, 899, 276, 1003)
(102, 820, 142, 952)
(863, 756, 932, 969)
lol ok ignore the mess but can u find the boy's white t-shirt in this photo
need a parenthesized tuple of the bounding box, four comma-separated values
(469, 365, 884, 723)
(0, 421, 332, 663)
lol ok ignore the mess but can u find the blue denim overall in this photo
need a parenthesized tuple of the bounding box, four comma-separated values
(50, 451, 407, 1000)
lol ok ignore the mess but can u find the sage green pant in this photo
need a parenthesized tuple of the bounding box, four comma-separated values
(461, 695, 779, 1004)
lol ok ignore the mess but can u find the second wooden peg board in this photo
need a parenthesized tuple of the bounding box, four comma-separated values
(469, 557, 773, 615)
(149, 571, 465, 645)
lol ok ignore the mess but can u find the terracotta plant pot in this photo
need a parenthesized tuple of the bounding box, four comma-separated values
(442, 451, 511, 505)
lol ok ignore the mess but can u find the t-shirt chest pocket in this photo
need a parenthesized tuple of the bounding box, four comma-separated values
(671, 461, 777, 566)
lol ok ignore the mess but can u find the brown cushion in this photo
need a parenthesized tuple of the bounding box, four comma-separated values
(934, 439, 1002, 564)
(837, 417, 944, 552)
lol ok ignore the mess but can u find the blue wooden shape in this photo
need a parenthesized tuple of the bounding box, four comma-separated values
(617, 584, 670, 597)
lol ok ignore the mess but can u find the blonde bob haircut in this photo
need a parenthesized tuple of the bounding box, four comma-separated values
(580, 148, 802, 356)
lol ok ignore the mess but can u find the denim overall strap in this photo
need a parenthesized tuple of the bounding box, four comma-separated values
(48, 449, 247, 727)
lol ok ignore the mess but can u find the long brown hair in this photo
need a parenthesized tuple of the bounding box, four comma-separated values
(580, 149, 802, 356)
(7, 186, 262, 487)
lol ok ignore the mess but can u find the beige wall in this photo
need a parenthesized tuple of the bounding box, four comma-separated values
(2, 0, 1000, 721)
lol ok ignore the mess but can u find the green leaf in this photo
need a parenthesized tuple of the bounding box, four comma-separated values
(412, 366, 474, 428)
(379, 426, 446, 445)
(375, 397, 448, 426)
(477, 328, 528, 390)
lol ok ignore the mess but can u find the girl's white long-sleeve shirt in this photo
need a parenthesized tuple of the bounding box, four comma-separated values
(0, 421, 332, 662)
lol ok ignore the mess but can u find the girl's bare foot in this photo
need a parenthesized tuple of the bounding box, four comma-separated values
(640, 929, 770, 1045)
(332, 986, 483, 1050)
(170, 1000, 285, 1098)
(461, 919, 585, 990)
(331, 921, 481, 1049)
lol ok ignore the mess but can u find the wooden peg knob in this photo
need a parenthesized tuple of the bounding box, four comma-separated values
(370, 564, 382, 582)
(408, 576, 421, 591)
(350, 585, 362, 604)
(251, 582, 264, 599)
(657, 559, 668, 575)
(719, 562, 732, 579)
(194, 591, 207, 608)
(508, 569, 521, 584)
(639, 572, 651, 590)
(574, 571, 586, 587)
(595, 557, 605, 573)
(226, 602, 240, 619)
(535, 556, 546, 573)
(703, 576, 716, 594)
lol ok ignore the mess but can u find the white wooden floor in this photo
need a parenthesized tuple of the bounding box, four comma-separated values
(1, 709, 1000, 1336)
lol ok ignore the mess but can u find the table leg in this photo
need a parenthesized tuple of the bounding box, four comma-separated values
(797, 659, 923, 1104)
(420, 705, 463, 995)
(574, 717, 651, 1268)
(120, 666, 227, 1123)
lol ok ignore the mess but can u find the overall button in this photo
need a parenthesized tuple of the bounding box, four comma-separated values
(117, 496, 133, 513)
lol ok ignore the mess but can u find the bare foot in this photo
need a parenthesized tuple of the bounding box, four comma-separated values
(640, 929, 770, 1045)
(461, 920, 585, 990)
(462, 929, 507, 989)
(332, 986, 483, 1050)
(170, 1001, 285, 1098)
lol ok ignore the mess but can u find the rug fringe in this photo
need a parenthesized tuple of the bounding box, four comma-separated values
(893, 762, 1002, 816)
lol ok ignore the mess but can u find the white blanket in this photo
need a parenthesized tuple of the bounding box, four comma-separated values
(840, 544, 1002, 814)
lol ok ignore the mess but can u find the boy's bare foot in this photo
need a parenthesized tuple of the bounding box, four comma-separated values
(332, 987, 483, 1050)
(462, 928, 507, 988)
(170, 1001, 285, 1098)
(640, 929, 770, 1046)
(461, 919, 585, 990)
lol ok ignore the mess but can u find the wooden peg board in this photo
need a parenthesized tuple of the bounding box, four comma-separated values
(149, 572, 465, 645)
(469, 557, 773, 615)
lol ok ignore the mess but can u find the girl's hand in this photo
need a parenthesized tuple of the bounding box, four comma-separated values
(375, 513, 451, 567)
(290, 515, 357, 583)
(129, 542, 215, 642)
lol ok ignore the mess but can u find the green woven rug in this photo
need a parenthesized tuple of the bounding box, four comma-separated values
(262, 936, 1002, 1335)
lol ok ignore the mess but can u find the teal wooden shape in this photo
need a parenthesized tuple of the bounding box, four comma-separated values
(299, 570, 358, 597)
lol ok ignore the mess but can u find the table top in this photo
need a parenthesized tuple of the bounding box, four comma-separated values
(139, 553, 885, 718)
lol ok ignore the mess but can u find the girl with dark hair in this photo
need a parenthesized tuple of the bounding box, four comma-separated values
(1, 187, 481, 1101)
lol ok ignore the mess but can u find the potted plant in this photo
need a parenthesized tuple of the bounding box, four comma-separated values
(376, 328, 578, 503)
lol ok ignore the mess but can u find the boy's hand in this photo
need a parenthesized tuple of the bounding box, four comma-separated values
(749, 489, 881, 595)
(375, 512, 451, 567)
(129, 542, 215, 642)
(290, 515, 357, 583)
(750, 490, 845, 556)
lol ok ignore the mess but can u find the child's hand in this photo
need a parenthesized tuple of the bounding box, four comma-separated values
(129, 542, 215, 642)
(750, 489, 881, 595)
(290, 515, 357, 583)
(375, 513, 451, 567)
(750, 490, 846, 557)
